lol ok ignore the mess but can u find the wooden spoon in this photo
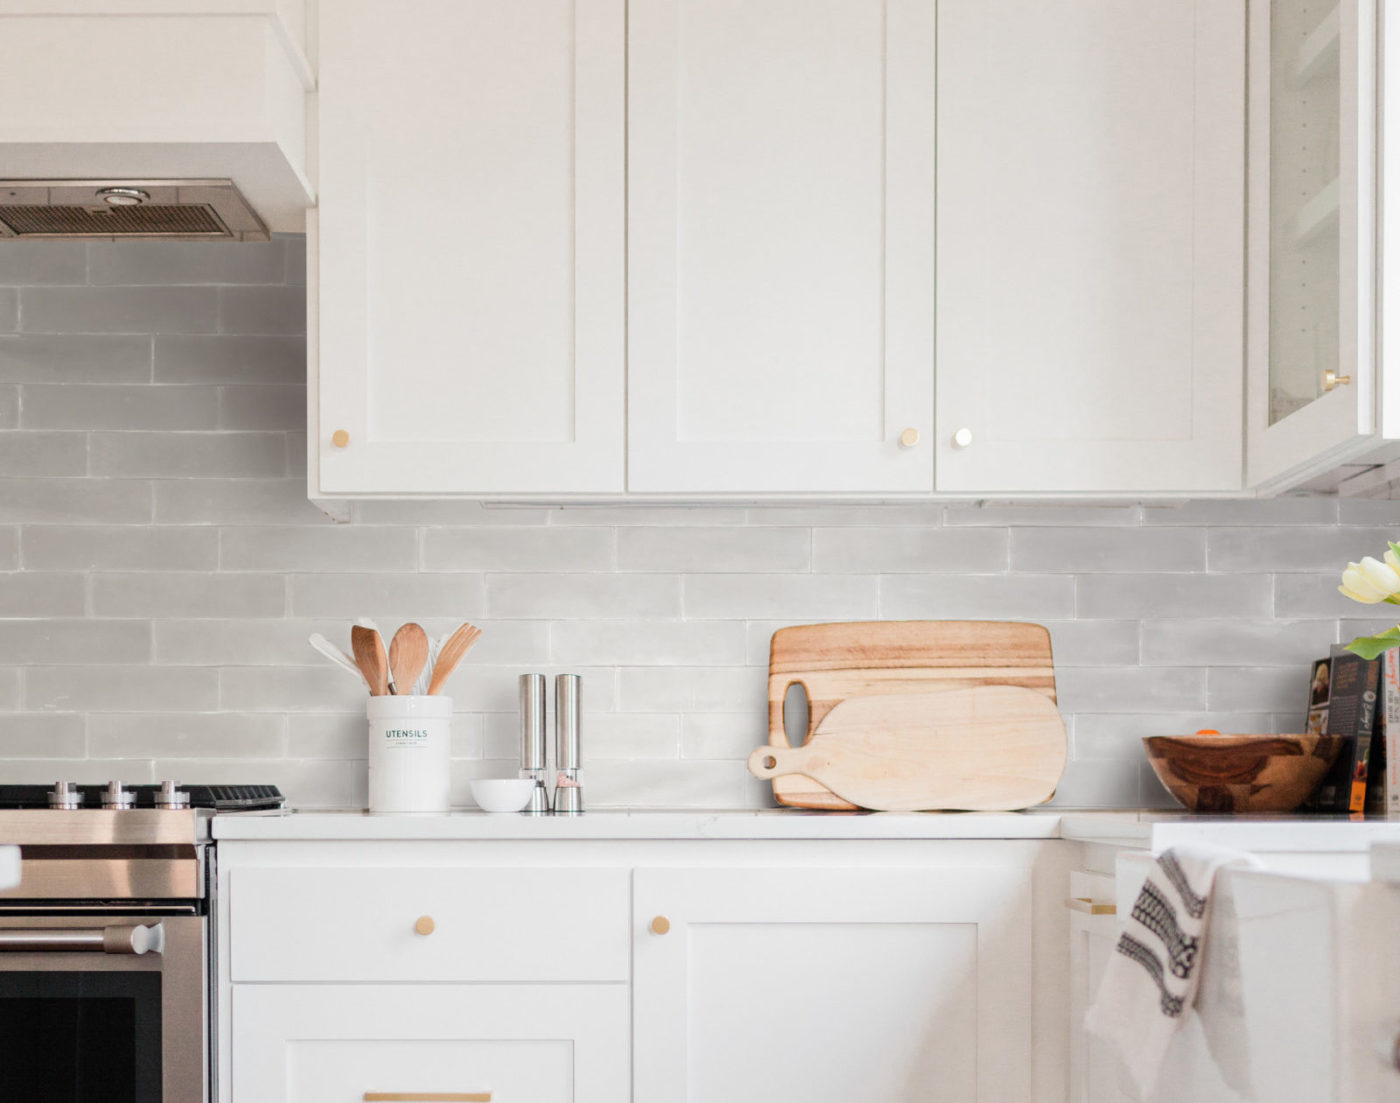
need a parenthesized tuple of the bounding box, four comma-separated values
(427, 622, 483, 696)
(350, 625, 391, 697)
(388, 622, 430, 697)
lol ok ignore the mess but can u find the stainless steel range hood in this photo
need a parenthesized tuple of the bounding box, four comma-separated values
(0, 179, 269, 242)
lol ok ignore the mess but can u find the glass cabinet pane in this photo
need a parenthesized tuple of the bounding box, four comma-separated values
(1268, 0, 1342, 425)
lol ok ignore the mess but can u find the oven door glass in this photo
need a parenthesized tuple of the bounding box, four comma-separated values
(0, 971, 162, 1103)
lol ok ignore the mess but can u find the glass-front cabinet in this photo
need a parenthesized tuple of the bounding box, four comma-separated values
(1248, 0, 1378, 488)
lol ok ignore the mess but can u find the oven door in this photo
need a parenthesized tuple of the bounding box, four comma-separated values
(0, 911, 207, 1103)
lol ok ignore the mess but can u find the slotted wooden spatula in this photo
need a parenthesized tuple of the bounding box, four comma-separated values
(747, 685, 1066, 811)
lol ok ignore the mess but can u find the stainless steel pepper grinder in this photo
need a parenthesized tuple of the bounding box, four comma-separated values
(518, 673, 550, 815)
(553, 673, 583, 814)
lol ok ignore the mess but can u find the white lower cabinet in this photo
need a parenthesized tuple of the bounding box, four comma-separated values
(221, 842, 1055, 1103)
(231, 984, 629, 1103)
(1066, 869, 1135, 1103)
(632, 865, 1032, 1103)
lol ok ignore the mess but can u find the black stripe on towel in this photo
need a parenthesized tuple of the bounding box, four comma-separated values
(1158, 851, 1208, 919)
(1131, 880, 1200, 980)
(1116, 933, 1185, 1018)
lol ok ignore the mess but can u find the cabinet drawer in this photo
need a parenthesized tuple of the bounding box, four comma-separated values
(230, 866, 628, 982)
(232, 984, 629, 1103)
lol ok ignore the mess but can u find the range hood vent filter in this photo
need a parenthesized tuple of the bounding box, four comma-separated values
(0, 180, 269, 242)
(0, 203, 228, 238)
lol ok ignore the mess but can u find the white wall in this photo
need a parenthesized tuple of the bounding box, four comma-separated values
(0, 237, 1396, 809)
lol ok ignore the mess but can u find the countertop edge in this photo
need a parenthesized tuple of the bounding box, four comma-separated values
(210, 810, 1400, 850)
(211, 810, 1068, 841)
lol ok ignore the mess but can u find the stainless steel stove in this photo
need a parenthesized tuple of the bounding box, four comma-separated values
(0, 781, 284, 1103)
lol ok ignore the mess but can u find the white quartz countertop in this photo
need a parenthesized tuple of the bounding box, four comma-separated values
(1058, 812, 1400, 852)
(211, 808, 1065, 841)
(211, 808, 1400, 848)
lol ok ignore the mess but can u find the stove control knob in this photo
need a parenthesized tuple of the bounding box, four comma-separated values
(102, 781, 134, 810)
(156, 780, 190, 809)
(48, 781, 82, 810)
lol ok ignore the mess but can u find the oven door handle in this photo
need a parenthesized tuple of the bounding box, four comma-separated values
(0, 923, 165, 955)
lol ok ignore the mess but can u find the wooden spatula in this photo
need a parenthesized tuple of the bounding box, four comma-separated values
(426, 622, 483, 696)
(747, 685, 1066, 811)
(350, 625, 391, 697)
(388, 622, 430, 696)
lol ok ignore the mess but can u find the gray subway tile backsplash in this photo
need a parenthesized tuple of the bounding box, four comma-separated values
(154, 334, 305, 384)
(0, 477, 152, 525)
(90, 430, 288, 478)
(21, 286, 218, 334)
(0, 334, 151, 383)
(0, 241, 86, 286)
(88, 240, 286, 287)
(0, 238, 1398, 809)
(92, 572, 286, 619)
(22, 383, 219, 430)
(0, 431, 88, 476)
(0, 620, 151, 666)
(22, 525, 219, 571)
(0, 573, 87, 617)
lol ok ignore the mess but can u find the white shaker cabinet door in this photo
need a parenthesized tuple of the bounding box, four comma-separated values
(231, 984, 629, 1103)
(312, 0, 625, 495)
(935, 0, 1246, 494)
(627, 0, 936, 494)
(632, 865, 1031, 1103)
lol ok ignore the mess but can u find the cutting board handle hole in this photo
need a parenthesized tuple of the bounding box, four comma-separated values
(782, 681, 811, 747)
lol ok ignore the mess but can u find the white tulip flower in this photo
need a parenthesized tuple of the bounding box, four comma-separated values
(1339, 556, 1400, 603)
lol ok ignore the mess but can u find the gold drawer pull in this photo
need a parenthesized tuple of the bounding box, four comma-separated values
(364, 1094, 491, 1102)
(650, 915, 671, 935)
(413, 916, 435, 936)
(1066, 897, 1116, 916)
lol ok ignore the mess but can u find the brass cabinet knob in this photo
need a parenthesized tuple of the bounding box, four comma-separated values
(898, 427, 920, 449)
(649, 916, 671, 935)
(953, 427, 973, 448)
(1322, 369, 1353, 391)
(414, 915, 435, 936)
(332, 429, 350, 448)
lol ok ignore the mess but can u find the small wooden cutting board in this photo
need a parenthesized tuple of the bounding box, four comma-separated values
(749, 685, 1067, 811)
(768, 621, 1058, 809)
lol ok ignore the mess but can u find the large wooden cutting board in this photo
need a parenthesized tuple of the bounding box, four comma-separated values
(767, 621, 1058, 810)
(750, 686, 1066, 810)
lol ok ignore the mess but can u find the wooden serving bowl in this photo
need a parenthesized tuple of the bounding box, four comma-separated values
(1143, 732, 1343, 813)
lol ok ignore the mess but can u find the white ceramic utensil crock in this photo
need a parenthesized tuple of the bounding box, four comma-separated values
(367, 695, 452, 813)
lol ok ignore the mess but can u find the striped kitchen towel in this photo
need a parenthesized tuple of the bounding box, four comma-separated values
(1084, 843, 1259, 1101)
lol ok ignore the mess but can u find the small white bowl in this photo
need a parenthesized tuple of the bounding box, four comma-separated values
(469, 778, 536, 813)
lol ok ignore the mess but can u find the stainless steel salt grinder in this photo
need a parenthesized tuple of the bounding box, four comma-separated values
(518, 673, 550, 815)
(553, 673, 583, 814)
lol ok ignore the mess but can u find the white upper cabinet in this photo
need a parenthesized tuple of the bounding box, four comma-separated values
(311, 0, 625, 496)
(1246, 0, 1379, 490)
(626, 0, 936, 494)
(935, 0, 1247, 494)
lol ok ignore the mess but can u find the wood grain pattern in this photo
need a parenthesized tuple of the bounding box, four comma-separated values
(427, 622, 482, 697)
(388, 622, 429, 696)
(767, 621, 1057, 809)
(750, 686, 1067, 811)
(351, 625, 390, 697)
(1143, 733, 1342, 813)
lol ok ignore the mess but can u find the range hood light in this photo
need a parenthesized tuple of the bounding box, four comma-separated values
(97, 187, 150, 207)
